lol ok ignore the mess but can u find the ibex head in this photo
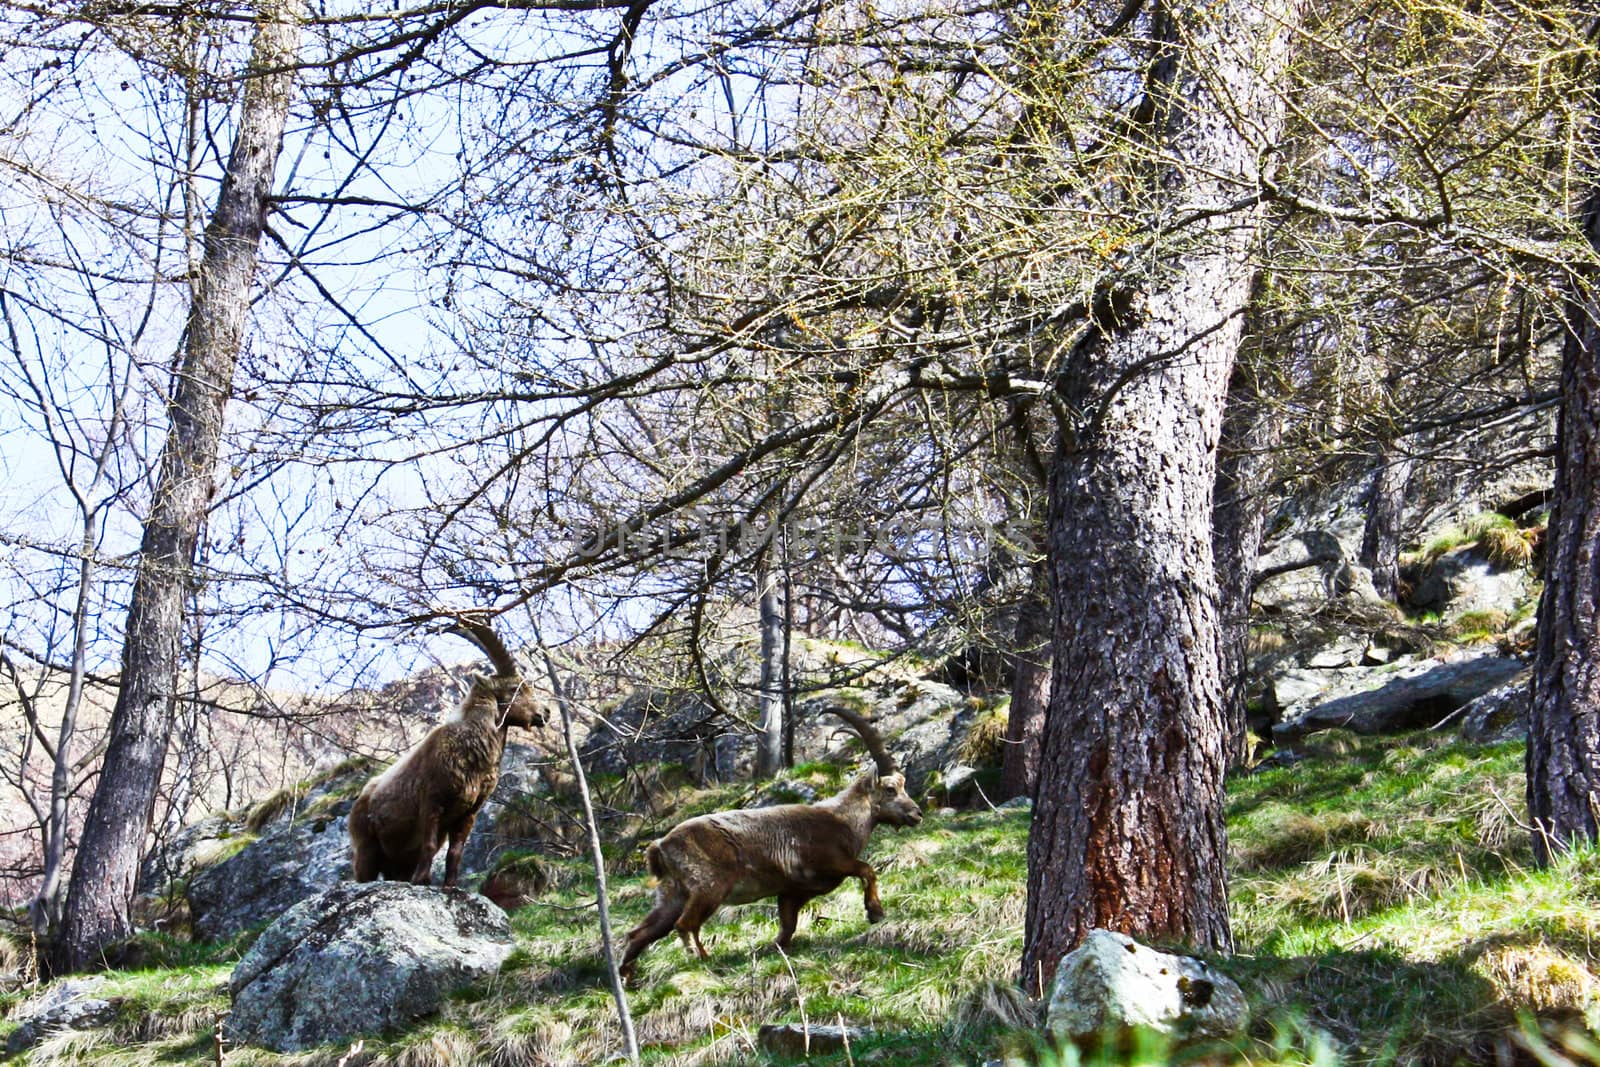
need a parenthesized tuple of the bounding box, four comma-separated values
(825, 704, 922, 829)
(447, 614, 550, 730)
(866, 769, 923, 829)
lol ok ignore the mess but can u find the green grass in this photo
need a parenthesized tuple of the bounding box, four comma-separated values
(11, 732, 1600, 1066)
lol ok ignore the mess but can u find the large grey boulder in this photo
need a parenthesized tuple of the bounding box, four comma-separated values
(1046, 930, 1248, 1046)
(1274, 651, 1525, 744)
(225, 881, 514, 1052)
(5, 979, 119, 1055)
(1407, 547, 1533, 621)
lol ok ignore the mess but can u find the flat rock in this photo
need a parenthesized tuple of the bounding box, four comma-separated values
(1275, 652, 1525, 744)
(1458, 674, 1532, 743)
(758, 1022, 871, 1057)
(5, 978, 119, 1055)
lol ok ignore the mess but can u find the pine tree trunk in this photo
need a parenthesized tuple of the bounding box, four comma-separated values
(1214, 372, 1281, 767)
(51, 0, 303, 974)
(1527, 172, 1600, 865)
(1359, 447, 1415, 603)
(1022, 0, 1296, 986)
(999, 568, 1050, 801)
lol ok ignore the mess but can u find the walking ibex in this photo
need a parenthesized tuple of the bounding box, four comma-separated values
(620, 707, 923, 983)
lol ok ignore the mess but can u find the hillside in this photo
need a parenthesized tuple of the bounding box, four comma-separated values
(3, 729, 1596, 1066)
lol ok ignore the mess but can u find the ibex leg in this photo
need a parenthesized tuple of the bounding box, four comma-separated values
(850, 860, 884, 922)
(675, 890, 722, 958)
(620, 888, 684, 983)
(775, 894, 805, 949)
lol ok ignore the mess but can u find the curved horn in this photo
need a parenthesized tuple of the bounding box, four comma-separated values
(822, 704, 898, 776)
(446, 614, 519, 678)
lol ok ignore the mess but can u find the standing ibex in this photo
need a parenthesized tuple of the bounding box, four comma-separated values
(348, 616, 549, 887)
(619, 707, 923, 984)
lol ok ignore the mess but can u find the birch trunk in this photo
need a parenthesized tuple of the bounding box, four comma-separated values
(1359, 447, 1415, 603)
(755, 550, 785, 779)
(998, 568, 1051, 801)
(1214, 372, 1282, 767)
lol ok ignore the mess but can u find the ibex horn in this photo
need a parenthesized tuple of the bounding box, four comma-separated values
(822, 705, 898, 777)
(445, 614, 519, 679)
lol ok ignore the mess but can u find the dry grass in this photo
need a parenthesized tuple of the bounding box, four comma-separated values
(1477, 524, 1536, 569)
(1234, 810, 1378, 871)
(244, 784, 310, 833)
(1248, 628, 1289, 656)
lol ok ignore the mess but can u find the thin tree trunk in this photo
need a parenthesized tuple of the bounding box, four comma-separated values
(1359, 445, 1415, 602)
(1023, 0, 1297, 985)
(33, 524, 99, 942)
(998, 567, 1050, 801)
(52, 0, 303, 974)
(1527, 160, 1600, 865)
(530, 631, 639, 1063)
(755, 549, 785, 779)
(1214, 367, 1282, 768)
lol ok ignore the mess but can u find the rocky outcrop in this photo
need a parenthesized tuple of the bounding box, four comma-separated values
(581, 677, 978, 794)
(1407, 546, 1534, 622)
(186, 745, 551, 941)
(225, 882, 513, 1052)
(458, 742, 551, 872)
(187, 795, 354, 942)
(1045, 930, 1248, 1046)
(580, 688, 730, 782)
(1274, 651, 1525, 745)
(138, 815, 233, 896)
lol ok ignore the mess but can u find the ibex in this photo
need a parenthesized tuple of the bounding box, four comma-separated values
(348, 616, 549, 887)
(619, 707, 923, 984)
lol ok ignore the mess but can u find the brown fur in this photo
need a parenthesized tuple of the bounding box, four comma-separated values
(619, 768, 923, 983)
(348, 670, 548, 888)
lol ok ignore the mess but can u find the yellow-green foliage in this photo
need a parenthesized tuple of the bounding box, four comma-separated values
(1419, 512, 1540, 570)
(958, 700, 1010, 768)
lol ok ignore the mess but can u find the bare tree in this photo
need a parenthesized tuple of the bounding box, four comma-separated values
(52, 0, 306, 973)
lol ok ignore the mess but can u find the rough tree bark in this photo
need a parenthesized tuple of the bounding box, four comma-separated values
(52, 0, 304, 973)
(1359, 445, 1415, 603)
(1213, 366, 1282, 767)
(999, 567, 1051, 801)
(1527, 149, 1600, 865)
(1022, 0, 1297, 986)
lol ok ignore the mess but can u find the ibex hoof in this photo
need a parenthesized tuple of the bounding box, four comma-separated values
(866, 909, 885, 924)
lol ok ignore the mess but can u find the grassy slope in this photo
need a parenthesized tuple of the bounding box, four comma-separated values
(4, 733, 1599, 1066)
